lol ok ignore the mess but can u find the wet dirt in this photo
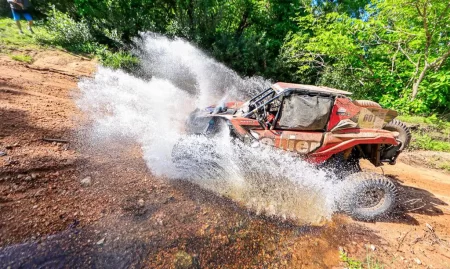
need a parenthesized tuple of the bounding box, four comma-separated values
(1, 52, 450, 268)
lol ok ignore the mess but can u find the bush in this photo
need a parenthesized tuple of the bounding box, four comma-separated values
(96, 48, 139, 71)
(411, 134, 450, 152)
(36, 6, 93, 47)
(34, 8, 139, 70)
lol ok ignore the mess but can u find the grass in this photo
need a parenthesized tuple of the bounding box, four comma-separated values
(411, 133, 450, 152)
(398, 115, 450, 153)
(10, 53, 33, 63)
(397, 114, 450, 132)
(0, 17, 44, 51)
(397, 115, 429, 125)
(427, 155, 450, 172)
(1, 16, 138, 71)
(340, 251, 385, 269)
(438, 163, 450, 172)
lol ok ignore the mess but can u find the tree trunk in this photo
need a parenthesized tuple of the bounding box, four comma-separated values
(412, 64, 429, 99)
(235, 9, 249, 38)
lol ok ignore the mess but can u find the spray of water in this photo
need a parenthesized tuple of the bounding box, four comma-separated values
(134, 33, 269, 107)
(77, 33, 342, 224)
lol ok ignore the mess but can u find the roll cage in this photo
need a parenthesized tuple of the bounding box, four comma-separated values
(244, 87, 345, 131)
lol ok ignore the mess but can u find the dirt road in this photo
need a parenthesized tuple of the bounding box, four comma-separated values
(1, 51, 449, 268)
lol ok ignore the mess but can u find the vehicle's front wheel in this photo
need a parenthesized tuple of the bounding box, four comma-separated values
(383, 119, 411, 151)
(340, 172, 398, 221)
(172, 138, 223, 173)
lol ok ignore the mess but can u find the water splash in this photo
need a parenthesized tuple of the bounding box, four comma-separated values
(77, 33, 341, 224)
(134, 33, 270, 107)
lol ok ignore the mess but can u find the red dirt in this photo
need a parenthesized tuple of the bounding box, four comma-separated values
(1, 51, 450, 268)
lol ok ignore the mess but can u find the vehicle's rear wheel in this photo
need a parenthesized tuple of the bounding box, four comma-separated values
(353, 100, 382, 108)
(340, 172, 398, 221)
(383, 119, 411, 151)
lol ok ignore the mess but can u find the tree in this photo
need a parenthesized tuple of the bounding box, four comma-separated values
(376, 0, 450, 99)
(281, 0, 450, 113)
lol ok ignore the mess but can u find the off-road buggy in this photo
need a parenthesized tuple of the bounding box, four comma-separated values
(176, 82, 411, 221)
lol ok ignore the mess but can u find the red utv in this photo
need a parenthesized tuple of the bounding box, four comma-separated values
(179, 82, 411, 221)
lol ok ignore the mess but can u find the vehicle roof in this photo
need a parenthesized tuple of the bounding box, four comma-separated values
(272, 82, 352, 96)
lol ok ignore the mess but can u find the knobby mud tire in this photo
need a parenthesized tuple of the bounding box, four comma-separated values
(341, 172, 398, 221)
(353, 100, 382, 108)
(383, 119, 411, 150)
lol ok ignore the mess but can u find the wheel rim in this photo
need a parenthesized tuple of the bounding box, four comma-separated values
(356, 187, 386, 209)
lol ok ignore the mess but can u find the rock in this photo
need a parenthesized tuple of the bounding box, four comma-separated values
(17, 174, 25, 179)
(80, 176, 92, 187)
(25, 176, 32, 181)
(6, 160, 19, 166)
(173, 251, 199, 269)
(96, 238, 105, 245)
(31, 173, 38, 179)
(370, 244, 376, 251)
(6, 143, 20, 149)
(0, 196, 13, 203)
(0, 151, 7, 157)
(137, 199, 145, 208)
(164, 195, 175, 204)
(414, 258, 422, 265)
(34, 189, 45, 197)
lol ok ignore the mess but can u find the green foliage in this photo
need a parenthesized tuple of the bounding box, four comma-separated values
(35, 6, 93, 47)
(397, 115, 430, 125)
(312, 0, 371, 18)
(340, 251, 385, 269)
(10, 54, 33, 63)
(96, 49, 139, 71)
(69, 0, 308, 77)
(340, 251, 363, 269)
(3, 0, 449, 115)
(423, 114, 450, 130)
(411, 134, 450, 152)
(281, 0, 450, 114)
(30, 7, 138, 70)
(74, 0, 172, 42)
(398, 114, 450, 133)
(398, 114, 450, 152)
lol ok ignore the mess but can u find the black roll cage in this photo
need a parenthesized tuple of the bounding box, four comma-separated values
(244, 87, 339, 130)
